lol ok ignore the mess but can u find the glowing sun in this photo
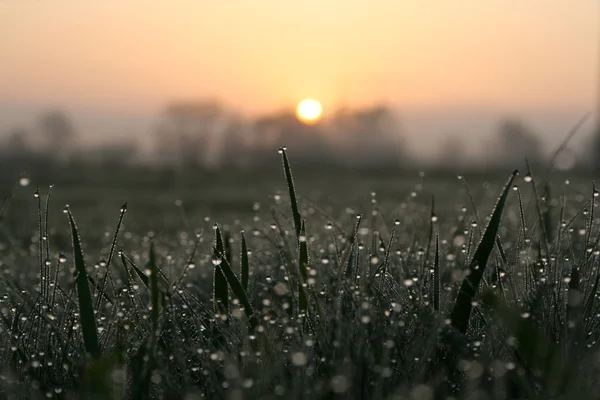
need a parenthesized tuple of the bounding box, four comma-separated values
(296, 99, 323, 124)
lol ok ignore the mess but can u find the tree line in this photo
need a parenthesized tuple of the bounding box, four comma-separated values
(1, 100, 593, 170)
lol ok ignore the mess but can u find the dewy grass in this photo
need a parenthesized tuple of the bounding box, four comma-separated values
(66, 206, 100, 358)
(449, 169, 518, 334)
(240, 231, 249, 292)
(4, 149, 600, 398)
(213, 225, 229, 315)
(280, 146, 302, 241)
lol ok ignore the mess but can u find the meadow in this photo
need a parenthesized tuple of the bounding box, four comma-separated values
(0, 149, 599, 399)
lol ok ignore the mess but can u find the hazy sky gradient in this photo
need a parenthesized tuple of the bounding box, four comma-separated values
(1, 1, 599, 155)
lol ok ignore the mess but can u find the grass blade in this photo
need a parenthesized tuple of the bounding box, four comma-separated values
(224, 230, 232, 266)
(96, 202, 127, 309)
(213, 226, 229, 314)
(148, 242, 160, 339)
(121, 252, 150, 287)
(66, 206, 100, 357)
(298, 220, 309, 315)
(433, 233, 440, 312)
(213, 247, 257, 330)
(449, 170, 518, 334)
(240, 231, 249, 292)
(280, 147, 302, 241)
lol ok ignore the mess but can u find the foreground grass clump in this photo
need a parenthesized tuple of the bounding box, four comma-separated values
(1, 148, 600, 399)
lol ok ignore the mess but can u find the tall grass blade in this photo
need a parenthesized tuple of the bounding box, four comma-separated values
(42, 186, 54, 306)
(541, 113, 589, 183)
(240, 231, 249, 292)
(424, 195, 435, 265)
(66, 207, 100, 357)
(43, 185, 53, 262)
(213, 247, 257, 330)
(96, 202, 127, 308)
(450, 170, 518, 334)
(121, 252, 150, 287)
(298, 220, 309, 314)
(280, 147, 302, 241)
(433, 233, 440, 312)
(35, 188, 44, 301)
(525, 160, 550, 257)
(148, 242, 160, 339)
(342, 214, 362, 278)
(213, 226, 229, 314)
(224, 230, 232, 265)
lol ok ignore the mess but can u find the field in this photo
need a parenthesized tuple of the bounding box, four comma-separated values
(0, 150, 599, 399)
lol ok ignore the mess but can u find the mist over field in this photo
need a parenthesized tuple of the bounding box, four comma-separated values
(0, 100, 595, 172)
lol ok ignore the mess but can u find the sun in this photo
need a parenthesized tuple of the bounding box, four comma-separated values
(296, 99, 323, 124)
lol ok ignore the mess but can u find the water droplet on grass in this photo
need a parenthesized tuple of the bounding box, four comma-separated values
(291, 352, 308, 366)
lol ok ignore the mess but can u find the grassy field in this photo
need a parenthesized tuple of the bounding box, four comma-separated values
(0, 151, 599, 399)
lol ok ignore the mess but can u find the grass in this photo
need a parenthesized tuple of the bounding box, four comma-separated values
(0, 148, 599, 399)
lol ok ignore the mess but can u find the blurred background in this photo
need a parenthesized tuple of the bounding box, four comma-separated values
(0, 1, 599, 172)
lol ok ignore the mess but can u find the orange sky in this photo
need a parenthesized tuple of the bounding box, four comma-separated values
(1, 1, 598, 117)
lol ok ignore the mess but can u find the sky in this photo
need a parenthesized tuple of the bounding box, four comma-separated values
(0, 1, 599, 155)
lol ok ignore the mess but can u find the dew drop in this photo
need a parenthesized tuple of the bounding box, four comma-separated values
(291, 351, 308, 366)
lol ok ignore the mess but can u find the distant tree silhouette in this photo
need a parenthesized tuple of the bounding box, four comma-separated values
(490, 119, 543, 168)
(329, 105, 404, 167)
(437, 134, 467, 168)
(84, 142, 139, 166)
(155, 100, 238, 167)
(251, 110, 331, 165)
(5, 127, 30, 154)
(153, 101, 405, 168)
(220, 115, 253, 167)
(37, 110, 77, 163)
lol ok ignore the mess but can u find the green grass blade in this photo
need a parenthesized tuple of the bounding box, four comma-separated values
(224, 230, 232, 265)
(240, 231, 249, 292)
(383, 223, 396, 273)
(280, 147, 302, 241)
(43, 185, 53, 258)
(342, 214, 362, 279)
(213, 226, 229, 314)
(424, 195, 435, 266)
(524, 160, 550, 257)
(66, 207, 100, 358)
(96, 202, 127, 309)
(213, 247, 257, 330)
(433, 233, 440, 312)
(36, 187, 44, 301)
(449, 170, 518, 334)
(43, 185, 54, 302)
(298, 219, 309, 315)
(121, 252, 150, 287)
(148, 242, 160, 339)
